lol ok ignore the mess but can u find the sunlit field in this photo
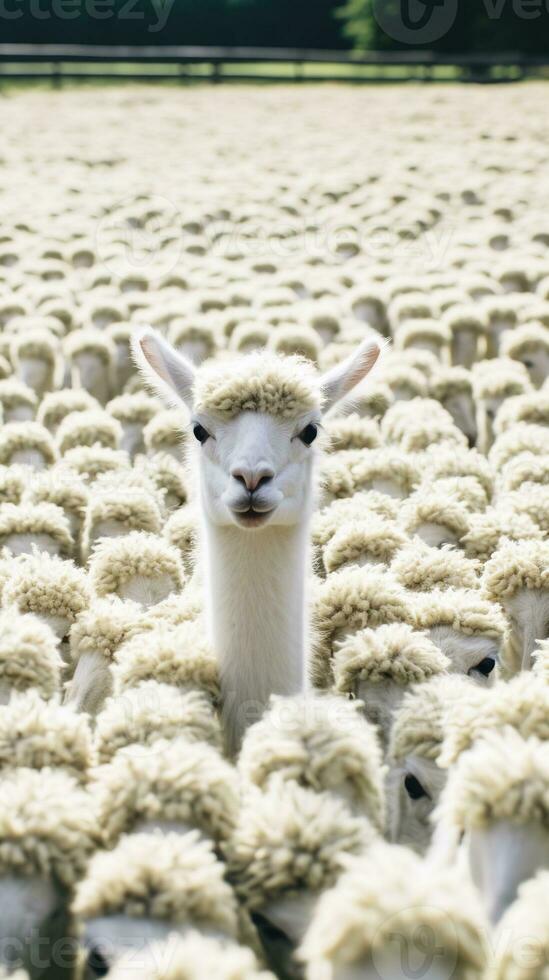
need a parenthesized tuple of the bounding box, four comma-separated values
(0, 83, 548, 979)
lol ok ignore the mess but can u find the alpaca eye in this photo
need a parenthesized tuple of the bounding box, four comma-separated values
(299, 423, 318, 446)
(404, 774, 428, 801)
(523, 359, 534, 369)
(193, 423, 210, 444)
(473, 656, 496, 677)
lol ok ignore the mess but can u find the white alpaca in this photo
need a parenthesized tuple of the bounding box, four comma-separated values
(133, 327, 381, 754)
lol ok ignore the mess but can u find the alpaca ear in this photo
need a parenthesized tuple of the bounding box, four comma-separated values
(131, 327, 195, 409)
(320, 337, 384, 413)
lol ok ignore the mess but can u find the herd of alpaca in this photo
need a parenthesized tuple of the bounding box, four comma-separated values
(0, 83, 547, 979)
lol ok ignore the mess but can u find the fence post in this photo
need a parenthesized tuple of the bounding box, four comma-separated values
(211, 60, 221, 83)
(52, 61, 62, 89)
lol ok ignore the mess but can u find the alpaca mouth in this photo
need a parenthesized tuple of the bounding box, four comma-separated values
(233, 506, 275, 528)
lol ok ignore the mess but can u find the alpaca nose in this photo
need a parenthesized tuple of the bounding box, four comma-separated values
(232, 465, 274, 493)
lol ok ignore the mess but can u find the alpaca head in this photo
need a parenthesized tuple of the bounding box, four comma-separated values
(133, 328, 381, 531)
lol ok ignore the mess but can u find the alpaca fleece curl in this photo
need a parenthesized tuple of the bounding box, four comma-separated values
(113, 621, 219, 701)
(107, 932, 272, 980)
(95, 681, 222, 764)
(298, 841, 488, 980)
(135, 453, 188, 508)
(463, 507, 543, 563)
(64, 327, 115, 364)
(502, 321, 549, 359)
(440, 673, 549, 767)
(501, 454, 549, 492)
(389, 674, 473, 764)
(3, 552, 90, 623)
(0, 465, 28, 505)
(399, 491, 471, 540)
(0, 378, 37, 413)
(422, 445, 494, 498)
(0, 690, 93, 779)
(413, 588, 507, 638)
(0, 609, 62, 699)
(312, 569, 412, 686)
(73, 830, 239, 936)
(495, 392, 549, 434)
(490, 423, 548, 470)
(491, 871, 549, 980)
(324, 414, 381, 453)
(56, 409, 122, 453)
(37, 389, 99, 430)
(0, 502, 73, 555)
(334, 622, 449, 695)
(321, 448, 419, 500)
(437, 730, 549, 832)
(81, 487, 163, 560)
(227, 781, 373, 909)
(0, 422, 57, 466)
(89, 531, 184, 597)
(164, 505, 198, 570)
(312, 493, 398, 550)
(144, 408, 187, 454)
(323, 516, 408, 574)
(430, 366, 474, 400)
(94, 736, 238, 846)
(24, 469, 89, 519)
(0, 767, 97, 888)
(193, 351, 321, 420)
(482, 539, 549, 601)
(70, 596, 140, 664)
(107, 392, 159, 425)
(499, 486, 549, 535)
(238, 694, 385, 832)
(60, 446, 130, 483)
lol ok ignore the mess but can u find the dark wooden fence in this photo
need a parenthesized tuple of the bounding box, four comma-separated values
(0, 44, 547, 84)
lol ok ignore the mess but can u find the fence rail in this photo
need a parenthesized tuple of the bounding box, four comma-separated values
(0, 44, 547, 84)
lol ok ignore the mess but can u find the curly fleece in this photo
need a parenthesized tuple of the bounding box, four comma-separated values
(491, 871, 549, 980)
(3, 552, 90, 624)
(312, 493, 398, 550)
(0, 422, 58, 466)
(238, 694, 385, 832)
(94, 736, 238, 846)
(94, 681, 222, 764)
(107, 932, 273, 980)
(81, 488, 163, 560)
(430, 367, 474, 400)
(495, 392, 549, 434)
(312, 569, 412, 686)
(0, 378, 37, 412)
(73, 830, 239, 936)
(399, 490, 471, 539)
(89, 531, 184, 596)
(135, 453, 188, 506)
(24, 469, 89, 518)
(391, 541, 480, 592)
(389, 674, 473, 764)
(482, 539, 549, 601)
(113, 621, 219, 701)
(0, 690, 93, 780)
(502, 322, 549, 358)
(413, 588, 507, 638)
(422, 445, 494, 497)
(107, 392, 159, 425)
(325, 414, 381, 453)
(490, 423, 548, 471)
(437, 730, 549, 831)
(321, 448, 419, 499)
(56, 409, 122, 453)
(440, 673, 549, 767)
(299, 841, 488, 980)
(334, 622, 449, 695)
(37, 389, 99, 431)
(60, 446, 130, 483)
(502, 455, 549, 491)
(0, 768, 98, 888)
(144, 408, 187, 453)
(227, 781, 374, 909)
(323, 516, 407, 574)
(70, 597, 140, 664)
(463, 508, 543, 563)
(0, 608, 62, 699)
(193, 351, 321, 420)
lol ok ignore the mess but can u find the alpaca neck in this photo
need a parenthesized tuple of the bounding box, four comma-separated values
(203, 518, 309, 755)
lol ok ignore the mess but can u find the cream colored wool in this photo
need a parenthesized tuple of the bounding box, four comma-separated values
(501, 454, 549, 492)
(113, 620, 219, 701)
(227, 781, 374, 910)
(534, 638, 549, 680)
(170, 320, 218, 358)
(428, 475, 488, 513)
(463, 507, 543, 563)
(394, 317, 451, 352)
(498, 486, 549, 535)
(0, 609, 62, 699)
(24, 468, 89, 520)
(64, 327, 116, 364)
(107, 392, 159, 425)
(490, 423, 549, 470)
(0, 422, 57, 467)
(143, 408, 187, 455)
(443, 304, 487, 335)
(0, 465, 27, 505)
(81, 487, 163, 561)
(299, 841, 488, 980)
(321, 448, 419, 500)
(312, 493, 398, 551)
(238, 694, 385, 832)
(229, 323, 270, 354)
(4, 552, 89, 624)
(344, 381, 393, 417)
(268, 324, 321, 363)
(56, 409, 122, 453)
(381, 363, 428, 399)
(324, 414, 381, 453)
(429, 365, 474, 401)
(126, 588, 203, 640)
(312, 569, 412, 685)
(107, 931, 273, 980)
(10, 327, 60, 367)
(58, 446, 130, 483)
(491, 871, 549, 980)
(381, 397, 452, 443)
(95, 681, 222, 764)
(334, 622, 449, 696)
(73, 830, 239, 936)
(89, 531, 184, 597)
(164, 505, 198, 573)
(413, 588, 507, 638)
(495, 392, 549, 435)
(323, 517, 408, 574)
(388, 292, 434, 326)
(397, 417, 467, 454)
(399, 490, 471, 540)
(472, 359, 531, 400)
(391, 541, 480, 592)
(37, 389, 99, 431)
(94, 736, 238, 845)
(502, 321, 549, 359)
(135, 453, 188, 509)
(70, 596, 140, 664)
(0, 379, 37, 415)
(192, 351, 321, 420)
(440, 672, 549, 767)
(438, 730, 549, 832)
(482, 538, 549, 601)
(389, 674, 473, 765)
(0, 502, 73, 556)
(0, 767, 97, 888)
(0, 690, 93, 779)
